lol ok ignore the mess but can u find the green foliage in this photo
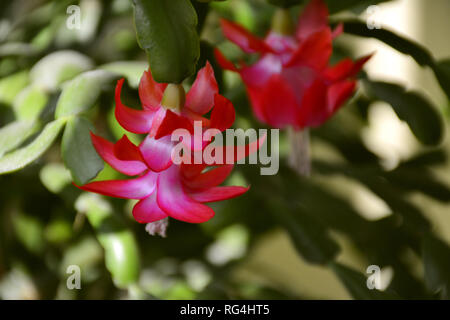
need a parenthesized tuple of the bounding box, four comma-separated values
(61, 117, 104, 186)
(364, 80, 443, 146)
(76, 193, 141, 289)
(0, 121, 38, 158)
(268, 0, 303, 8)
(423, 233, 450, 298)
(339, 20, 450, 100)
(0, 0, 450, 301)
(55, 70, 117, 119)
(133, 0, 200, 83)
(0, 118, 66, 174)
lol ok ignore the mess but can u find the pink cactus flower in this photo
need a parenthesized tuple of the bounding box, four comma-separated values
(75, 62, 260, 224)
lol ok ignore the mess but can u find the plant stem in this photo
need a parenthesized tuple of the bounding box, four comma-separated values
(288, 127, 311, 176)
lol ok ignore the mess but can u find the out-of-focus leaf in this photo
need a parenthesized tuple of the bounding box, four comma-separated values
(44, 218, 73, 244)
(0, 118, 66, 174)
(99, 61, 148, 88)
(401, 150, 447, 167)
(423, 233, 450, 298)
(59, 236, 103, 283)
(331, 262, 399, 299)
(315, 161, 431, 232)
(75, 193, 141, 289)
(433, 59, 450, 100)
(55, 70, 116, 118)
(0, 120, 38, 158)
(385, 167, 450, 202)
(339, 20, 450, 99)
(269, 197, 340, 264)
(62, 117, 104, 185)
(268, 0, 302, 8)
(340, 20, 434, 67)
(365, 80, 443, 146)
(39, 163, 72, 193)
(326, 0, 393, 14)
(133, 0, 199, 83)
(12, 212, 45, 254)
(0, 43, 38, 57)
(0, 70, 29, 105)
(13, 85, 48, 120)
(30, 50, 93, 91)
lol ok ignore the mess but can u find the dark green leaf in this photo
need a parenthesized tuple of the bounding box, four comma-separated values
(385, 167, 450, 202)
(267, 196, 340, 265)
(133, 0, 199, 83)
(340, 20, 434, 67)
(326, 0, 393, 14)
(62, 117, 104, 185)
(339, 20, 450, 100)
(432, 59, 450, 101)
(365, 80, 443, 146)
(423, 233, 450, 298)
(268, 0, 302, 8)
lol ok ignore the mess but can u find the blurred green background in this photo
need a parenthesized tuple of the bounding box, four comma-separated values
(1, 0, 450, 300)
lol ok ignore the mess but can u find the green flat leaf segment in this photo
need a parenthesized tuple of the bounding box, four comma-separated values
(0, 118, 66, 174)
(133, 0, 200, 83)
(55, 70, 117, 119)
(61, 117, 104, 186)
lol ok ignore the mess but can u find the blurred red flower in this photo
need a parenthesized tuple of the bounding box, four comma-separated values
(215, 0, 371, 129)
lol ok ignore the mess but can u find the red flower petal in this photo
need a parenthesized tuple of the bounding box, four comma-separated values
(132, 191, 168, 223)
(90, 133, 146, 176)
(113, 134, 144, 162)
(157, 166, 215, 223)
(75, 171, 157, 199)
(287, 28, 332, 70)
(139, 70, 167, 111)
(181, 163, 207, 180)
(296, 0, 329, 41)
(115, 79, 154, 134)
(139, 135, 173, 172)
(240, 54, 282, 87)
(324, 54, 372, 83)
(214, 49, 238, 72)
(297, 78, 328, 128)
(259, 73, 300, 128)
(183, 164, 234, 190)
(327, 80, 356, 114)
(189, 186, 249, 203)
(210, 94, 235, 132)
(220, 19, 273, 54)
(154, 109, 194, 140)
(185, 62, 219, 115)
